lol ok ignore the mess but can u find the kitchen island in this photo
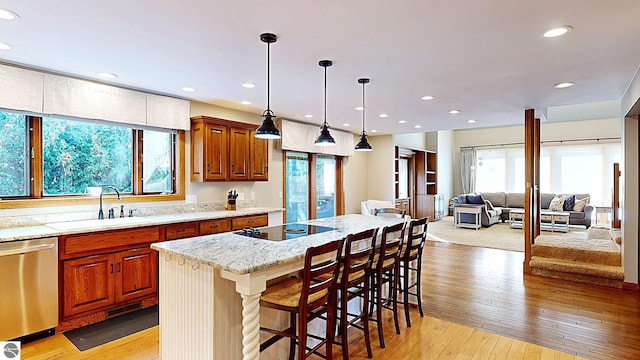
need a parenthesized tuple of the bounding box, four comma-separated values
(151, 214, 406, 360)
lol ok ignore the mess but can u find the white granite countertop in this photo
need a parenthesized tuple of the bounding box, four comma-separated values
(0, 207, 283, 243)
(151, 214, 406, 275)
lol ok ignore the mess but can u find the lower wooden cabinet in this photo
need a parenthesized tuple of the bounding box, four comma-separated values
(62, 248, 157, 318)
(231, 214, 269, 230)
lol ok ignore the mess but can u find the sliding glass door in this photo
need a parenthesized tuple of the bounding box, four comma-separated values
(285, 152, 309, 223)
(285, 151, 341, 222)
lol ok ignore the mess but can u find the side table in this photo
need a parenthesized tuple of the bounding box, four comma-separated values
(454, 206, 482, 230)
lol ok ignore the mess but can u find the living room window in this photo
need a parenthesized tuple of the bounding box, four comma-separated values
(475, 143, 621, 205)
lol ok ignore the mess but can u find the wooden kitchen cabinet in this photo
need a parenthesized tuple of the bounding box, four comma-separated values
(190, 116, 268, 182)
(59, 226, 162, 320)
(62, 248, 157, 317)
(199, 218, 231, 235)
(164, 221, 199, 240)
(229, 127, 251, 181)
(191, 121, 228, 182)
(231, 214, 269, 230)
(250, 130, 269, 180)
(116, 248, 158, 303)
(63, 254, 115, 317)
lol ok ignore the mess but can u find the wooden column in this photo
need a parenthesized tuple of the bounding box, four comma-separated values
(613, 162, 621, 229)
(523, 109, 540, 274)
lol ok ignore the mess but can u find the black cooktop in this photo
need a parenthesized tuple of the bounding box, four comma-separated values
(234, 224, 335, 241)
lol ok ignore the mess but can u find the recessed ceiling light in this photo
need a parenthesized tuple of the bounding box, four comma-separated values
(0, 8, 19, 20)
(97, 72, 118, 79)
(544, 26, 573, 38)
(355, 106, 364, 111)
(554, 82, 575, 89)
(414, 125, 422, 129)
(342, 123, 350, 127)
(0, 42, 11, 50)
(304, 114, 313, 118)
(379, 113, 388, 118)
(398, 120, 407, 124)
(242, 83, 256, 88)
(467, 119, 477, 124)
(421, 95, 434, 101)
(182, 87, 196, 92)
(370, 129, 378, 133)
(449, 110, 461, 114)
(241, 100, 252, 105)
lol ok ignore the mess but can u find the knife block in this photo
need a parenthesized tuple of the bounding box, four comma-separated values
(227, 200, 236, 211)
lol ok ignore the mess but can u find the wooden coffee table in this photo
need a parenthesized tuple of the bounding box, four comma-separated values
(509, 209, 569, 232)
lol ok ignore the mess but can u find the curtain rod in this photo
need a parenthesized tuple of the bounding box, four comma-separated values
(460, 136, 621, 150)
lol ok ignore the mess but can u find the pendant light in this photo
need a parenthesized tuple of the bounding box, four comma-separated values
(315, 60, 336, 146)
(354, 78, 373, 151)
(255, 33, 281, 139)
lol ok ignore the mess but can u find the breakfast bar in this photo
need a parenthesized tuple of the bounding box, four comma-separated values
(151, 214, 405, 360)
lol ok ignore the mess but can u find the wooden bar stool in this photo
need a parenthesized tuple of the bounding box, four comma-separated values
(398, 216, 429, 327)
(368, 221, 406, 348)
(334, 228, 377, 359)
(259, 239, 344, 360)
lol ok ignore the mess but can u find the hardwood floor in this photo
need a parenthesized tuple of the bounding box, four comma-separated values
(21, 240, 639, 359)
(421, 241, 640, 360)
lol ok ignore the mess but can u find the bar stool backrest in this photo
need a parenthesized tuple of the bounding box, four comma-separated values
(401, 217, 429, 260)
(342, 228, 378, 284)
(378, 221, 406, 268)
(302, 239, 344, 308)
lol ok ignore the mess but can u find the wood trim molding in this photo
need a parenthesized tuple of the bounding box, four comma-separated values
(623, 282, 640, 291)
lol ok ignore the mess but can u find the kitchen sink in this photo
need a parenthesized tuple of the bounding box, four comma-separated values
(46, 217, 150, 231)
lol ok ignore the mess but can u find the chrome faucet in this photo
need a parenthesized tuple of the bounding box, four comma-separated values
(98, 185, 121, 219)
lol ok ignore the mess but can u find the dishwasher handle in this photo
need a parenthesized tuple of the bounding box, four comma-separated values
(0, 243, 55, 257)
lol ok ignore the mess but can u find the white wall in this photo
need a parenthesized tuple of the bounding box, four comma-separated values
(366, 135, 395, 202)
(437, 130, 455, 206)
(344, 134, 369, 214)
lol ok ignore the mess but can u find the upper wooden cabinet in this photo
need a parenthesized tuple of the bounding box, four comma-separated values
(191, 116, 268, 182)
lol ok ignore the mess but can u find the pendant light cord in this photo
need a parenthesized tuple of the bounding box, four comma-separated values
(361, 81, 366, 133)
(266, 42, 271, 113)
(323, 66, 327, 126)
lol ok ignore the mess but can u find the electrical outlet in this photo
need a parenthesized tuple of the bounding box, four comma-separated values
(251, 192, 255, 200)
(237, 192, 245, 200)
(278, 191, 283, 199)
(185, 195, 197, 204)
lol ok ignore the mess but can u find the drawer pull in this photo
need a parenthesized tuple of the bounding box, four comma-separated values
(176, 229, 186, 233)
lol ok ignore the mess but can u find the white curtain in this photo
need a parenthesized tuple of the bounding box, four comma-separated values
(460, 148, 477, 194)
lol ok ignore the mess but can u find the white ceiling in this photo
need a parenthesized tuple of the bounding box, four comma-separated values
(1, 1, 639, 135)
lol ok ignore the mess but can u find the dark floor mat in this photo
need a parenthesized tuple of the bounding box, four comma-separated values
(63, 305, 158, 351)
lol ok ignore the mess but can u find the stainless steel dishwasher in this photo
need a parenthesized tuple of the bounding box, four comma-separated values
(0, 237, 58, 341)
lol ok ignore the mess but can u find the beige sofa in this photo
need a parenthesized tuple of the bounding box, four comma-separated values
(481, 192, 593, 228)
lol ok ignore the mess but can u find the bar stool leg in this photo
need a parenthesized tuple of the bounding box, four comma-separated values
(391, 265, 400, 335)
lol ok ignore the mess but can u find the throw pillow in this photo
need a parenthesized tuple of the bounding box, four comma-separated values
(563, 194, 575, 211)
(573, 197, 590, 212)
(548, 195, 565, 212)
(466, 194, 485, 204)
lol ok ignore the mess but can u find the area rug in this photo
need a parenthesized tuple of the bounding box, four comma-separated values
(63, 305, 158, 351)
(427, 216, 587, 252)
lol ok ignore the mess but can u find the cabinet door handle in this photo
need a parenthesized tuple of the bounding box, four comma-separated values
(110, 263, 114, 274)
(207, 164, 210, 172)
(117, 263, 121, 273)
